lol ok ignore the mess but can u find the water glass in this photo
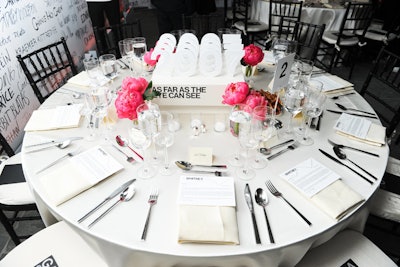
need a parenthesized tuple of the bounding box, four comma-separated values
(131, 37, 147, 76)
(129, 127, 156, 179)
(99, 54, 118, 79)
(155, 111, 175, 175)
(83, 58, 100, 85)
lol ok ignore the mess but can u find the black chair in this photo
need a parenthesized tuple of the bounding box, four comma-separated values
(0, 133, 43, 246)
(277, 18, 326, 62)
(16, 37, 78, 104)
(93, 21, 143, 58)
(316, 2, 375, 79)
(359, 47, 400, 140)
(268, 0, 303, 38)
(232, 0, 269, 45)
(182, 13, 225, 40)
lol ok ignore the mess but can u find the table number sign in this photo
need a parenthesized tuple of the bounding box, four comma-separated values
(272, 53, 295, 92)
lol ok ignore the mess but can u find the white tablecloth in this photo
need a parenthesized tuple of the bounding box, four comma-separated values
(21, 66, 388, 267)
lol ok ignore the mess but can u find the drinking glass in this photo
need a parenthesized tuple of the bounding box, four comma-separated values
(271, 39, 297, 63)
(137, 102, 161, 163)
(121, 38, 135, 73)
(236, 118, 258, 180)
(228, 104, 252, 167)
(299, 80, 326, 146)
(86, 86, 112, 141)
(251, 105, 276, 169)
(99, 54, 118, 79)
(282, 84, 305, 137)
(131, 37, 147, 76)
(154, 111, 175, 175)
(298, 59, 314, 85)
(129, 127, 155, 179)
(83, 58, 100, 86)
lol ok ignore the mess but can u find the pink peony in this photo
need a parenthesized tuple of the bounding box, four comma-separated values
(143, 48, 160, 66)
(243, 44, 264, 66)
(244, 90, 267, 110)
(114, 77, 149, 120)
(222, 82, 250, 106)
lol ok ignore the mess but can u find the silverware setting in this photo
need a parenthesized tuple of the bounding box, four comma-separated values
(327, 139, 379, 157)
(244, 184, 261, 244)
(265, 180, 312, 226)
(267, 142, 299, 160)
(88, 185, 136, 228)
(330, 92, 355, 100)
(255, 188, 274, 243)
(333, 146, 378, 181)
(326, 109, 378, 119)
(334, 103, 376, 116)
(319, 149, 374, 184)
(26, 137, 83, 153)
(141, 188, 159, 241)
(25, 137, 82, 148)
(77, 179, 136, 223)
(259, 139, 294, 156)
(112, 144, 136, 163)
(36, 149, 80, 174)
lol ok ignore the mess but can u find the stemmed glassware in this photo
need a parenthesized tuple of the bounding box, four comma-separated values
(83, 57, 101, 86)
(129, 127, 154, 179)
(154, 111, 175, 175)
(251, 105, 276, 169)
(132, 37, 147, 77)
(299, 80, 326, 146)
(271, 38, 297, 63)
(236, 116, 259, 180)
(228, 104, 252, 167)
(282, 84, 306, 138)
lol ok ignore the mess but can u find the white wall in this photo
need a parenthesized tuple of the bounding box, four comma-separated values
(0, 0, 94, 152)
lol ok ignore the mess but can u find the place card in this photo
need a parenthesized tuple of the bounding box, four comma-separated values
(24, 104, 83, 131)
(40, 146, 123, 205)
(188, 147, 213, 166)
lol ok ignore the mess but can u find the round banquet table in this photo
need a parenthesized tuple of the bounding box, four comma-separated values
(251, 0, 347, 32)
(21, 65, 389, 267)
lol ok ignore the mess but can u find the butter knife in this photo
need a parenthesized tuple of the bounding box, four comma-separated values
(245, 184, 261, 244)
(78, 178, 136, 223)
(318, 149, 374, 184)
(326, 109, 377, 119)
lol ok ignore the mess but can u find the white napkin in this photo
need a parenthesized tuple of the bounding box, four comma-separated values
(67, 71, 110, 88)
(311, 180, 364, 220)
(178, 205, 239, 245)
(336, 123, 386, 146)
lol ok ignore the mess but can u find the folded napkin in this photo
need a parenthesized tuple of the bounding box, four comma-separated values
(336, 123, 386, 147)
(313, 75, 353, 93)
(24, 104, 82, 131)
(67, 71, 110, 88)
(311, 180, 364, 220)
(178, 205, 239, 245)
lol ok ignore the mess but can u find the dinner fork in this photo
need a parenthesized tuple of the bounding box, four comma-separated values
(265, 180, 312, 226)
(141, 188, 159, 241)
(267, 142, 299, 160)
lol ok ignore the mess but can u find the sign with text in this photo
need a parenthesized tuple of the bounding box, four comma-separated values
(272, 53, 295, 92)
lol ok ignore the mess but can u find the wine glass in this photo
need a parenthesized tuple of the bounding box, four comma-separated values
(299, 80, 326, 146)
(282, 84, 305, 138)
(236, 118, 259, 180)
(85, 86, 111, 140)
(83, 58, 100, 86)
(228, 104, 252, 167)
(99, 54, 118, 79)
(132, 37, 147, 76)
(154, 111, 175, 175)
(251, 105, 276, 169)
(129, 127, 155, 179)
(271, 38, 297, 63)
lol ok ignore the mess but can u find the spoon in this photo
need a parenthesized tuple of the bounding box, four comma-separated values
(255, 188, 275, 244)
(330, 92, 355, 100)
(333, 146, 378, 181)
(112, 144, 135, 163)
(88, 186, 136, 228)
(115, 135, 144, 161)
(334, 103, 375, 116)
(175, 161, 227, 169)
(175, 162, 223, 176)
(259, 139, 294, 155)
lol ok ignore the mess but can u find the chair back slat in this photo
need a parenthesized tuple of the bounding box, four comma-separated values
(269, 0, 302, 36)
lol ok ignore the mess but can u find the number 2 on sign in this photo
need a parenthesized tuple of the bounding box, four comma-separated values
(271, 53, 295, 92)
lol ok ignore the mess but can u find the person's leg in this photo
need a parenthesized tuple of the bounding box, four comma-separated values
(87, 2, 106, 27)
(104, 0, 121, 26)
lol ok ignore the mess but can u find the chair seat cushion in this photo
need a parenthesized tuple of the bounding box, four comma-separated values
(234, 20, 269, 33)
(365, 31, 397, 42)
(295, 230, 397, 267)
(369, 189, 400, 223)
(322, 30, 359, 46)
(0, 182, 35, 205)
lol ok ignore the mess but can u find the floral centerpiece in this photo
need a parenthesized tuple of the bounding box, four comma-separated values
(242, 44, 264, 78)
(114, 77, 160, 120)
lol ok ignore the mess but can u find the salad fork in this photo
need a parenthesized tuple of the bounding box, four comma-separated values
(265, 180, 312, 226)
(141, 188, 159, 241)
(267, 142, 299, 160)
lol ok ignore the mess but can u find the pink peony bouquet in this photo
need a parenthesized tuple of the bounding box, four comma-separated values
(242, 44, 264, 77)
(114, 77, 160, 120)
(222, 82, 267, 110)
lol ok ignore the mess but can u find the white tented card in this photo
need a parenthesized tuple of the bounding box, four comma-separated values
(333, 113, 371, 140)
(272, 53, 295, 92)
(178, 175, 236, 207)
(280, 158, 340, 197)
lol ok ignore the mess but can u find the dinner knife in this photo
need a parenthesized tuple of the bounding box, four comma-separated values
(25, 137, 83, 148)
(244, 184, 261, 244)
(318, 149, 374, 184)
(78, 178, 136, 223)
(326, 109, 377, 119)
(315, 111, 323, 131)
